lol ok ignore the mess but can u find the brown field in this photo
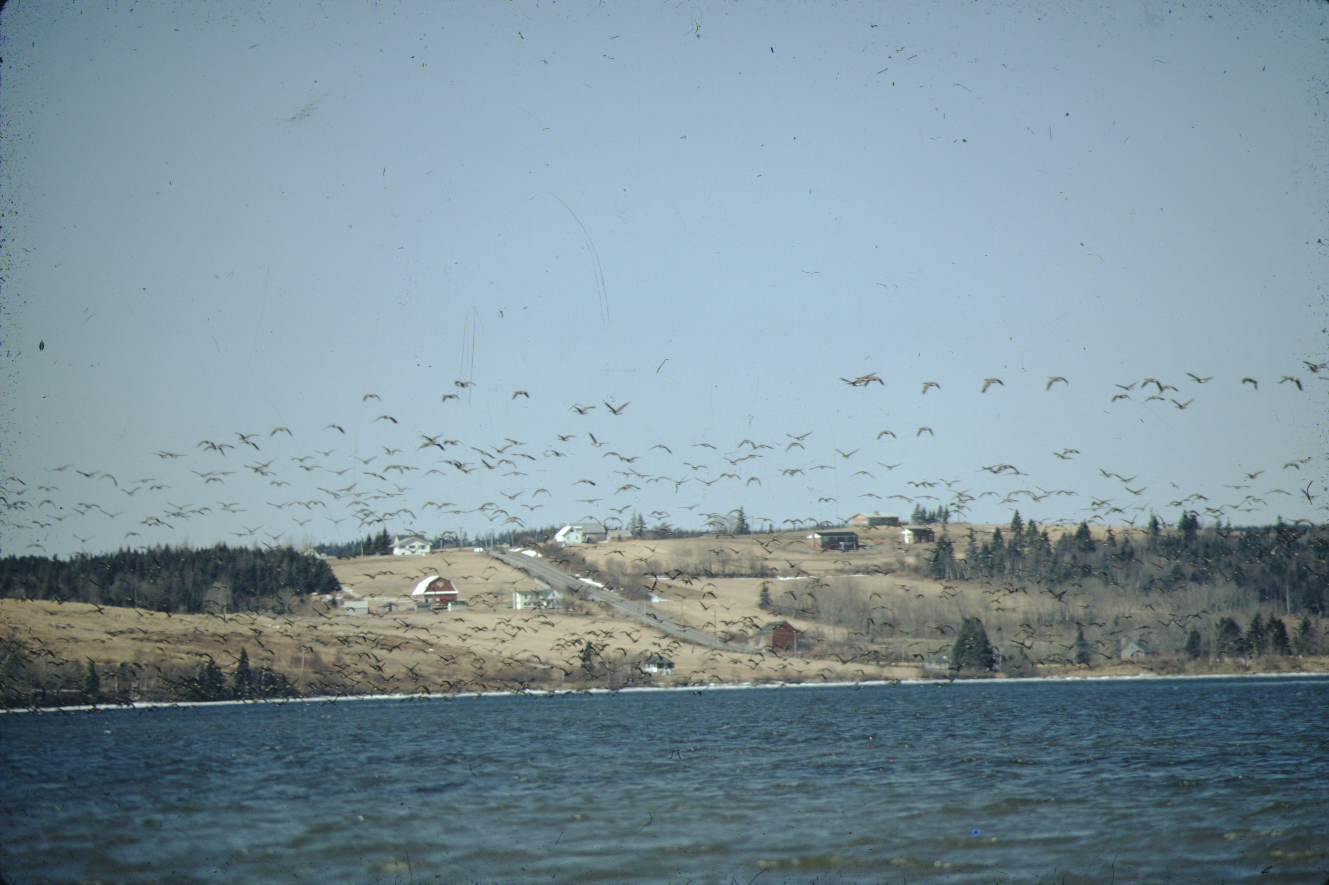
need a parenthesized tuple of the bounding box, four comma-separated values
(4, 529, 1326, 705)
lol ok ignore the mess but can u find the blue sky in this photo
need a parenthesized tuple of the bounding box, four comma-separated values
(2, 0, 1326, 556)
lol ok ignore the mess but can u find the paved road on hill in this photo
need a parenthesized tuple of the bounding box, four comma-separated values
(489, 549, 756, 654)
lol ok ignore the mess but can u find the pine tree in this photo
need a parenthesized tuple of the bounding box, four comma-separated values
(929, 536, 955, 580)
(195, 656, 228, 701)
(952, 617, 996, 672)
(232, 648, 254, 699)
(1267, 618, 1291, 656)
(83, 660, 101, 703)
(1294, 616, 1319, 655)
(1246, 614, 1267, 656)
(758, 582, 772, 610)
(1074, 521, 1096, 553)
(1184, 628, 1205, 660)
(1214, 617, 1245, 658)
(1074, 625, 1093, 666)
(733, 507, 750, 535)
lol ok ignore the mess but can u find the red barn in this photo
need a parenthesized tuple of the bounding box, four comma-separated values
(412, 575, 459, 608)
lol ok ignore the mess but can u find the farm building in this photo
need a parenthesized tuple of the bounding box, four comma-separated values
(1120, 639, 1151, 661)
(899, 527, 936, 545)
(641, 654, 675, 675)
(343, 599, 370, 615)
(755, 620, 800, 651)
(412, 575, 460, 608)
(513, 587, 564, 610)
(808, 530, 859, 552)
(553, 522, 607, 545)
(851, 512, 901, 528)
(392, 533, 431, 556)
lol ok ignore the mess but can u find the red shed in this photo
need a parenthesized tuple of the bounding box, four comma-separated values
(412, 575, 458, 607)
(756, 620, 800, 651)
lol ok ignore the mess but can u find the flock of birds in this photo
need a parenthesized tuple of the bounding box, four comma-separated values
(3, 362, 1326, 560)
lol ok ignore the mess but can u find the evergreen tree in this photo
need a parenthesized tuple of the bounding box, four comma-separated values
(1074, 521, 1096, 553)
(83, 660, 101, 703)
(1184, 628, 1205, 660)
(733, 508, 750, 535)
(952, 617, 996, 672)
(1074, 625, 1093, 666)
(1294, 616, 1319, 655)
(1178, 511, 1200, 544)
(1214, 617, 1245, 658)
(1009, 510, 1024, 538)
(1246, 614, 1267, 656)
(232, 648, 254, 699)
(629, 512, 646, 539)
(758, 582, 772, 610)
(929, 536, 955, 581)
(194, 656, 228, 701)
(1267, 618, 1292, 655)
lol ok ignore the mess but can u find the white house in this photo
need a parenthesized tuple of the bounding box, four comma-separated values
(513, 587, 563, 610)
(641, 654, 675, 675)
(553, 522, 606, 545)
(392, 534, 431, 556)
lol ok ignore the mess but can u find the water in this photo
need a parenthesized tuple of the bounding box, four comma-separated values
(3, 676, 1328, 884)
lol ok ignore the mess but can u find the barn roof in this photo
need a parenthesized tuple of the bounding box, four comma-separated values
(412, 575, 454, 596)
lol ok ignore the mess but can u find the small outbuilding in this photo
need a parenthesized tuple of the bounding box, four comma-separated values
(412, 575, 459, 608)
(755, 620, 800, 651)
(808, 530, 859, 552)
(899, 527, 936, 545)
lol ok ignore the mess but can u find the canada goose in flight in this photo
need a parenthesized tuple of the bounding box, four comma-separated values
(1186, 373, 1212, 383)
(921, 381, 940, 394)
(572, 404, 595, 414)
(604, 401, 630, 415)
(454, 380, 474, 388)
(1241, 377, 1258, 389)
(876, 429, 896, 439)
(980, 378, 1003, 393)
(916, 427, 933, 436)
(512, 390, 530, 398)
(1045, 376, 1068, 390)
(588, 433, 603, 447)
(1279, 376, 1302, 391)
(440, 393, 458, 402)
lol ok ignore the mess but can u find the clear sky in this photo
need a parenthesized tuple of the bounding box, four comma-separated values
(2, 0, 1327, 557)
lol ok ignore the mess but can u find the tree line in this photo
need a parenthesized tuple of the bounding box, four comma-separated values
(920, 513, 1329, 616)
(0, 544, 341, 614)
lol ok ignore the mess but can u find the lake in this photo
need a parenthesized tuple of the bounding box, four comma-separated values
(3, 675, 1327, 884)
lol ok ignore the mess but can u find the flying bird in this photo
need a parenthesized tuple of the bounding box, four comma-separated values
(1045, 376, 1068, 390)
(604, 401, 630, 415)
(1241, 377, 1258, 389)
(921, 381, 940, 394)
(980, 378, 1003, 393)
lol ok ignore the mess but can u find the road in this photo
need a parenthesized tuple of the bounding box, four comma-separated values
(489, 548, 757, 654)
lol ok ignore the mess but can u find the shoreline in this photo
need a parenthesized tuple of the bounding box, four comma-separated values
(10, 668, 1327, 715)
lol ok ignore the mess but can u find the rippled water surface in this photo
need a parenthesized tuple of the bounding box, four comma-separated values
(4, 676, 1328, 884)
